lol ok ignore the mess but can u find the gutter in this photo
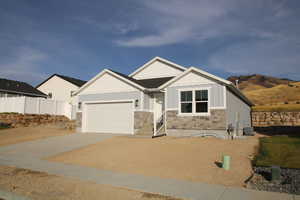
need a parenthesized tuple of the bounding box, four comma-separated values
(144, 88, 164, 93)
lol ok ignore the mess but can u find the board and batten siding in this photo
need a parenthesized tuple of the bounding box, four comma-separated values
(78, 91, 142, 110)
(143, 93, 151, 110)
(132, 60, 183, 80)
(80, 72, 138, 95)
(226, 89, 251, 130)
(166, 84, 225, 109)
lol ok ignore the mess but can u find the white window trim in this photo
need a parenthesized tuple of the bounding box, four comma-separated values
(177, 87, 211, 116)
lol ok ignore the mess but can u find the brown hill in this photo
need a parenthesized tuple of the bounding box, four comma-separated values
(227, 74, 294, 91)
(227, 74, 300, 105)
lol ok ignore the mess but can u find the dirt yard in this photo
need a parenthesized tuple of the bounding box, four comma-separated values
(0, 165, 180, 200)
(0, 126, 73, 147)
(48, 135, 260, 187)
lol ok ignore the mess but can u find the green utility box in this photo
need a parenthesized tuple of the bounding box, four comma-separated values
(222, 155, 231, 170)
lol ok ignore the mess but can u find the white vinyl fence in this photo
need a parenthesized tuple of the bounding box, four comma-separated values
(0, 97, 76, 119)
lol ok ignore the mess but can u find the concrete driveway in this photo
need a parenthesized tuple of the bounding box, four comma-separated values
(0, 133, 296, 200)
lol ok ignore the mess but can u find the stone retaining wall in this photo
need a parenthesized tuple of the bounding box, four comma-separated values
(252, 111, 300, 127)
(0, 113, 75, 129)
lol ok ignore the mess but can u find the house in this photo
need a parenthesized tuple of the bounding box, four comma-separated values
(0, 78, 47, 98)
(74, 57, 253, 138)
(36, 74, 86, 104)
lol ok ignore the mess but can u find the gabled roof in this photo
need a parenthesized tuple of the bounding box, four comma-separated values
(73, 57, 253, 106)
(159, 67, 232, 89)
(0, 78, 47, 97)
(110, 69, 174, 88)
(159, 67, 253, 106)
(36, 74, 87, 88)
(74, 68, 175, 95)
(73, 69, 146, 95)
(129, 57, 187, 78)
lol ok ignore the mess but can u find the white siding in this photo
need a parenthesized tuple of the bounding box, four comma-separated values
(166, 84, 225, 109)
(80, 73, 138, 94)
(79, 91, 141, 110)
(132, 60, 184, 80)
(169, 71, 215, 87)
(37, 75, 79, 103)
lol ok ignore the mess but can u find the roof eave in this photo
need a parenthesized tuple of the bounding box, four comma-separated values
(0, 89, 47, 98)
(129, 57, 187, 77)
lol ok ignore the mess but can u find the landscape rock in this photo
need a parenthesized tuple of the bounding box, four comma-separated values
(0, 113, 75, 130)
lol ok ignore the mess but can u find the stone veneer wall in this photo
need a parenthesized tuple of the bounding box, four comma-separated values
(167, 109, 226, 130)
(166, 109, 227, 138)
(76, 112, 82, 131)
(252, 111, 300, 127)
(134, 111, 153, 135)
(0, 113, 74, 129)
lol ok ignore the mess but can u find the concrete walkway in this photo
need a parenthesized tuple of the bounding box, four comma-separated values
(0, 133, 297, 200)
(0, 189, 31, 200)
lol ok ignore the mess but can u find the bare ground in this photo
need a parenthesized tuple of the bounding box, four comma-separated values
(0, 126, 73, 147)
(48, 135, 260, 187)
(0, 165, 180, 200)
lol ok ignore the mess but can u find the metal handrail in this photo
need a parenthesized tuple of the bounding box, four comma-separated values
(155, 111, 166, 136)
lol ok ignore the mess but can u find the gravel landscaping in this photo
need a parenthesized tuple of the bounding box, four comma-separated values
(247, 166, 300, 195)
(248, 135, 300, 195)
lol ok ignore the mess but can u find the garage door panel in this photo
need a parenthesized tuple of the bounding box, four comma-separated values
(85, 102, 133, 134)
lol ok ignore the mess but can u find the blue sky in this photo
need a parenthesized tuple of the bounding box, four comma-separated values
(0, 0, 300, 86)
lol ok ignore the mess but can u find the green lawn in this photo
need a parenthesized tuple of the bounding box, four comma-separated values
(254, 136, 300, 169)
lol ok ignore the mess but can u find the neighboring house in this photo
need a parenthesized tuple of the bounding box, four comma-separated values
(0, 78, 47, 98)
(74, 57, 253, 138)
(36, 74, 86, 104)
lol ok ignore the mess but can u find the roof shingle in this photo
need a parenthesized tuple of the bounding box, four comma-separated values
(0, 78, 47, 97)
(36, 74, 87, 88)
(109, 69, 174, 88)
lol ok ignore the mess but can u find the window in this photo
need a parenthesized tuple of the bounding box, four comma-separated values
(78, 102, 82, 110)
(48, 92, 52, 98)
(195, 90, 208, 113)
(180, 91, 193, 113)
(179, 89, 209, 115)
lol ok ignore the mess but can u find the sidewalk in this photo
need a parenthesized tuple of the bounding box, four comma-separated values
(0, 189, 31, 200)
(0, 133, 297, 200)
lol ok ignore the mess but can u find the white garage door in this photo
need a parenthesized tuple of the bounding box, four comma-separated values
(84, 101, 133, 134)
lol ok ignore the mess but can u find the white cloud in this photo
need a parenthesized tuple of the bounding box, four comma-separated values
(74, 16, 139, 35)
(115, 27, 194, 47)
(0, 47, 47, 83)
(115, 0, 292, 47)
